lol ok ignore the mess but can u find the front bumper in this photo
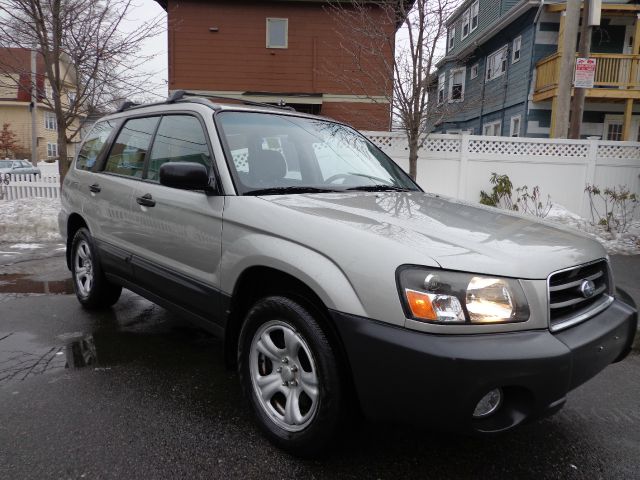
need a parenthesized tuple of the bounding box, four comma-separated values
(332, 296, 637, 433)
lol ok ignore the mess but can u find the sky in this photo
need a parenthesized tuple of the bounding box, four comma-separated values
(122, 0, 169, 100)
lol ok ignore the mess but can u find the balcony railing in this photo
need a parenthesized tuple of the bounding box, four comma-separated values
(535, 53, 640, 93)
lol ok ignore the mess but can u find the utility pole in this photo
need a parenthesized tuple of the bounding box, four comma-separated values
(569, 0, 594, 138)
(552, 0, 581, 138)
(30, 48, 38, 166)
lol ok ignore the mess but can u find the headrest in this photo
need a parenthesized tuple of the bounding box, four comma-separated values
(250, 149, 287, 184)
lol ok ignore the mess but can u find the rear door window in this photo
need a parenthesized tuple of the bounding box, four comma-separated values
(103, 117, 159, 178)
(76, 120, 117, 171)
(146, 115, 211, 182)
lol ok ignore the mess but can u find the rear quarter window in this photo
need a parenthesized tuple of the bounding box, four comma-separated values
(76, 120, 118, 171)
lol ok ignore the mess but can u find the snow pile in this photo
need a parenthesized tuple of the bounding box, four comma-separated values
(544, 203, 640, 255)
(0, 197, 62, 242)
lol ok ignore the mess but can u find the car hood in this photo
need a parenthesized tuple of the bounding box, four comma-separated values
(261, 191, 606, 279)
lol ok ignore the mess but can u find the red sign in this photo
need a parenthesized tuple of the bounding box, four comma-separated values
(574, 58, 596, 88)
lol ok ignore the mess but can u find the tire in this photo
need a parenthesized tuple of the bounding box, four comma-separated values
(70, 227, 122, 309)
(238, 296, 345, 457)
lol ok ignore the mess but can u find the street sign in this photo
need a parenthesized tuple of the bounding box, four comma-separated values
(574, 58, 596, 88)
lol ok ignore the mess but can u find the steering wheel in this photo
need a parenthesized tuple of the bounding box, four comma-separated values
(324, 173, 353, 185)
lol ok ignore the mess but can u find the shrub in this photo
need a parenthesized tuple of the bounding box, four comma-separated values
(480, 173, 552, 218)
(584, 184, 638, 234)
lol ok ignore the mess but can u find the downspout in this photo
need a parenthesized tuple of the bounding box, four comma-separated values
(478, 43, 487, 133)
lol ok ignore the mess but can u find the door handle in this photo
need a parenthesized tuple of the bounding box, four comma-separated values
(136, 193, 156, 207)
(89, 183, 101, 193)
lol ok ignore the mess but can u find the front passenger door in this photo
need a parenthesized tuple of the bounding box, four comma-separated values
(128, 114, 225, 326)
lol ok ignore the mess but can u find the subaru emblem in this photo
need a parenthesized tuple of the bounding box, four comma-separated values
(580, 279, 596, 298)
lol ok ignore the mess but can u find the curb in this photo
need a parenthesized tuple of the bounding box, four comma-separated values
(633, 330, 640, 352)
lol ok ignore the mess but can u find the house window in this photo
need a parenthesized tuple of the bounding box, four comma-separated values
(486, 46, 508, 81)
(470, 63, 479, 79)
(437, 73, 445, 104)
(449, 67, 465, 102)
(510, 115, 521, 137)
(483, 120, 501, 136)
(44, 111, 57, 130)
(266, 18, 288, 48)
(45, 84, 53, 100)
(512, 36, 522, 63)
(448, 26, 455, 51)
(605, 122, 623, 141)
(47, 142, 58, 158)
(68, 91, 76, 106)
(461, 10, 471, 39)
(471, 1, 479, 32)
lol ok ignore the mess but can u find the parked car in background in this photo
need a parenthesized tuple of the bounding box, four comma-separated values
(0, 160, 42, 178)
(59, 92, 638, 457)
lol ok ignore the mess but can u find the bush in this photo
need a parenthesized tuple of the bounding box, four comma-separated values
(480, 173, 552, 218)
(584, 184, 638, 234)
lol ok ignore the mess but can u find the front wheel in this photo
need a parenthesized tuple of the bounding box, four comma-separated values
(238, 296, 345, 457)
(71, 228, 122, 309)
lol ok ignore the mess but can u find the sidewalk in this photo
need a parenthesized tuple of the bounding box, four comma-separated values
(0, 248, 638, 348)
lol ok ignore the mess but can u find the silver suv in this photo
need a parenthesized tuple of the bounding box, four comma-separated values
(60, 92, 637, 456)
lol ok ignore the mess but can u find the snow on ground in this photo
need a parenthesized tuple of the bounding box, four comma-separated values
(37, 160, 60, 177)
(545, 204, 640, 255)
(0, 197, 62, 242)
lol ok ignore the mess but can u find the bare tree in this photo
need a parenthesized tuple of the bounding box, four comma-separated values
(326, 0, 457, 180)
(0, 0, 164, 178)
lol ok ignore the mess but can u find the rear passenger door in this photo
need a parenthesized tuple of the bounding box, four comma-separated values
(127, 114, 225, 326)
(87, 116, 160, 279)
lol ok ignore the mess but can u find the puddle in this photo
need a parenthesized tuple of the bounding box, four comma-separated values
(0, 332, 97, 386)
(0, 274, 73, 294)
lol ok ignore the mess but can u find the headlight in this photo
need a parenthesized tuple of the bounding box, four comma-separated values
(397, 267, 529, 325)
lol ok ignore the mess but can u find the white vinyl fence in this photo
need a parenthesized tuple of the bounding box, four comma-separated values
(364, 132, 640, 219)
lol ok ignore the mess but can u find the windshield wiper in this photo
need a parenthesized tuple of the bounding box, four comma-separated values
(346, 185, 411, 192)
(246, 186, 339, 196)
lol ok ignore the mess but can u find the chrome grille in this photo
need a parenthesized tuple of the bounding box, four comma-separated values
(548, 260, 613, 331)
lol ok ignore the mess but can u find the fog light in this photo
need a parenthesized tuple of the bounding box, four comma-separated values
(473, 388, 503, 418)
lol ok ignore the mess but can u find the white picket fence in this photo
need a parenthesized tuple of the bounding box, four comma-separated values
(363, 132, 640, 219)
(0, 174, 61, 201)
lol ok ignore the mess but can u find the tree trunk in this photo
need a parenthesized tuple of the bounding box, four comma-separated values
(408, 134, 419, 181)
(56, 125, 69, 180)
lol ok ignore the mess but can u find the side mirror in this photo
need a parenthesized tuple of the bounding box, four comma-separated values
(159, 162, 211, 190)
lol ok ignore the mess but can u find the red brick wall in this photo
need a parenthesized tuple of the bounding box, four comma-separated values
(167, 0, 394, 129)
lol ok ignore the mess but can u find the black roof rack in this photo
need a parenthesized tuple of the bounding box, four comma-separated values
(116, 100, 139, 112)
(114, 90, 298, 114)
(167, 90, 296, 111)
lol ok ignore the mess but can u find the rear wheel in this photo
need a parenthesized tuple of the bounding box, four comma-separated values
(238, 296, 345, 457)
(71, 228, 121, 309)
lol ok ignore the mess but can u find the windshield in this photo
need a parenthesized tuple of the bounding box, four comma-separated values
(216, 111, 420, 195)
(0, 160, 13, 168)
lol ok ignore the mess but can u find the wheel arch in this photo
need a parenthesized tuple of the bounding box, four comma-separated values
(223, 265, 362, 418)
(66, 213, 89, 270)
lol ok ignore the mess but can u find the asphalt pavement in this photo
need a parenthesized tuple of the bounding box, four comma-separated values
(1, 247, 639, 479)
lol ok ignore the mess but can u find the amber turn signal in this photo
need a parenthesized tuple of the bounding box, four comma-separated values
(405, 289, 437, 321)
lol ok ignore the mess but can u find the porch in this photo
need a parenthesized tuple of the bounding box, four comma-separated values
(532, 3, 640, 140)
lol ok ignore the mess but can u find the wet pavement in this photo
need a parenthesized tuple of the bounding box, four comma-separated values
(0, 252, 639, 479)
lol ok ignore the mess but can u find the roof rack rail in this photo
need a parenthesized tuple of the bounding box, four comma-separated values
(116, 100, 139, 112)
(167, 90, 296, 111)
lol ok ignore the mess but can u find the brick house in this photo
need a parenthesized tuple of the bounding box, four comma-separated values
(154, 0, 401, 130)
